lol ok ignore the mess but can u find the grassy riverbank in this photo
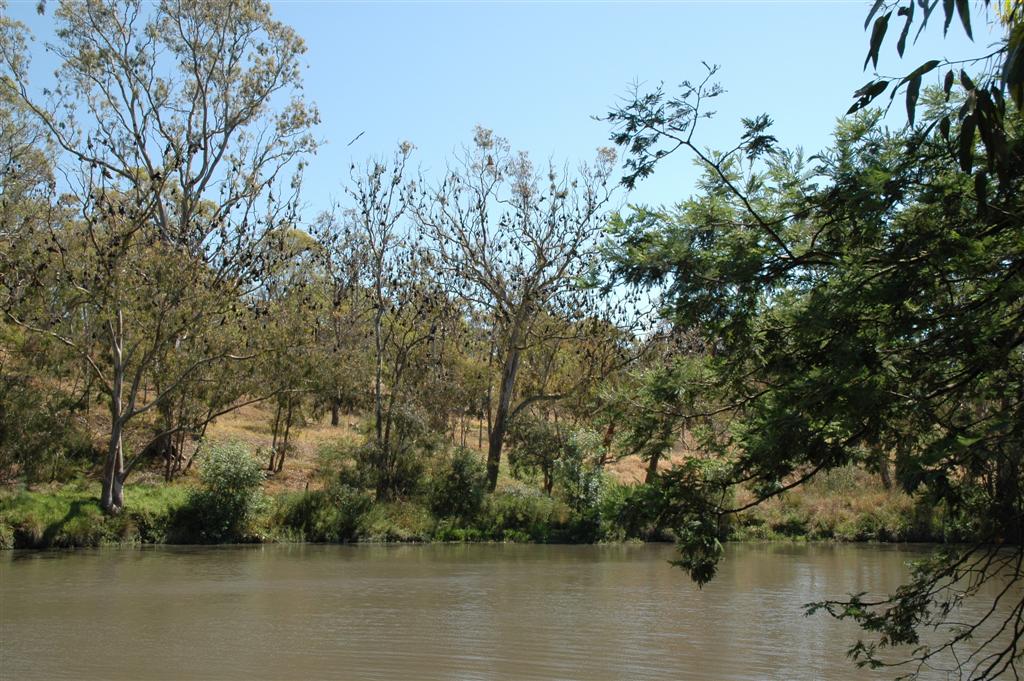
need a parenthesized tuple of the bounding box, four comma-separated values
(0, 458, 949, 550)
(0, 410, 955, 550)
(0, 479, 614, 549)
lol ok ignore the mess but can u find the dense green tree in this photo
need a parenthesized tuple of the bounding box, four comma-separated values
(605, 70, 1023, 681)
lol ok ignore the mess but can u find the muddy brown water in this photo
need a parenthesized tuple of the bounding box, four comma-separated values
(0, 543, 1015, 680)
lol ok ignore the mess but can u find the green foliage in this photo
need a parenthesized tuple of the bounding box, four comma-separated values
(0, 373, 95, 483)
(274, 483, 372, 543)
(432, 521, 485, 542)
(357, 501, 434, 542)
(348, 439, 421, 499)
(314, 441, 355, 483)
(428, 447, 488, 520)
(354, 406, 439, 500)
(729, 466, 938, 542)
(476, 485, 569, 542)
(553, 429, 605, 512)
(174, 442, 266, 544)
(551, 429, 607, 540)
(507, 415, 565, 494)
(598, 481, 666, 541)
(606, 17, 1024, 666)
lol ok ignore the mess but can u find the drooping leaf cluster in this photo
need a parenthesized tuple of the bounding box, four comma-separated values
(605, 72, 1023, 681)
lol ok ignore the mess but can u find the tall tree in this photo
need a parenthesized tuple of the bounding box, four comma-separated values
(310, 209, 373, 427)
(343, 143, 414, 450)
(0, 0, 317, 512)
(339, 143, 464, 499)
(414, 127, 616, 490)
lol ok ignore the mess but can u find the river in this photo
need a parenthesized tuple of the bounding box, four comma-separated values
(0, 543, 1014, 680)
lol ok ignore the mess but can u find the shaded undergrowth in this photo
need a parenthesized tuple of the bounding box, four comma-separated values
(1, 460, 949, 550)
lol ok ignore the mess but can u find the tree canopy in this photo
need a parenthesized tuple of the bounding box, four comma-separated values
(602, 2, 1022, 677)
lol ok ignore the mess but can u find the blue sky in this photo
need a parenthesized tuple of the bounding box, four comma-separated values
(8, 0, 988, 213)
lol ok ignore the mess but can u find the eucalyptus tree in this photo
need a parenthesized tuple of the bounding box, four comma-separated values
(310, 209, 373, 427)
(344, 143, 414, 448)
(0, 66, 93, 481)
(372, 256, 464, 498)
(0, 0, 317, 512)
(414, 127, 617, 490)
(258, 226, 322, 474)
(341, 143, 467, 498)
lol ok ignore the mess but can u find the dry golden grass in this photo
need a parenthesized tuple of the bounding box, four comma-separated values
(732, 465, 922, 540)
(204, 403, 361, 494)
(604, 438, 692, 484)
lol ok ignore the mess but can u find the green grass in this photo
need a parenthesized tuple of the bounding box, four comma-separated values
(0, 480, 190, 549)
(0, 464, 944, 550)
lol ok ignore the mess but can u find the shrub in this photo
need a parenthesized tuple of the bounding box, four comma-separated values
(429, 447, 487, 521)
(553, 429, 606, 541)
(507, 415, 565, 494)
(315, 441, 359, 483)
(598, 481, 665, 541)
(341, 407, 440, 501)
(433, 520, 484, 542)
(173, 442, 266, 543)
(554, 429, 604, 512)
(357, 500, 434, 542)
(0, 519, 13, 549)
(275, 483, 372, 542)
(0, 375, 96, 483)
(477, 488, 567, 542)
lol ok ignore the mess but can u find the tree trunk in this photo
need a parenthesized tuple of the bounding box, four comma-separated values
(154, 402, 178, 482)
(878, 450, 893, 490)
(276, 399, 294, 473)
(159, 431, 177, 482)
(101, 314, 126, 514)
(269, 401, 282, 471)
(486, 345, 521, 491)
(373, 307, 385, 444)
(101, 421, 126, 513)
(644, 449, 662, 485)
(598, 421, 616, 468)
(330, 400, 340, 427)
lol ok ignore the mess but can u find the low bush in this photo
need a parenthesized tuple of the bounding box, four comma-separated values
(429, 447, 487, 521)
(433, 520, 485, 542)
(476, 486, 568, 542)
(274, 483, 372, 542)
(599, 481, 666, 541)
(357, 500, 434, 542)
(507, 415, 565, 495)
(552, 429, 607, 541)
(728, 465, 936, 542)
(171, 442, 266, 543)
(0, 375, 97, 484)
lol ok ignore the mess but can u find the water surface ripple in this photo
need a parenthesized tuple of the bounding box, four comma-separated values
(0, 543, 1012, 680)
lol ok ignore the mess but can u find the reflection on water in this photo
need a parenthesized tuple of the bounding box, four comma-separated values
(0, 543, 1013, 680)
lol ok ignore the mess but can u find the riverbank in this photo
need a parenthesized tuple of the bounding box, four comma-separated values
(0, 464, 950, 550)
